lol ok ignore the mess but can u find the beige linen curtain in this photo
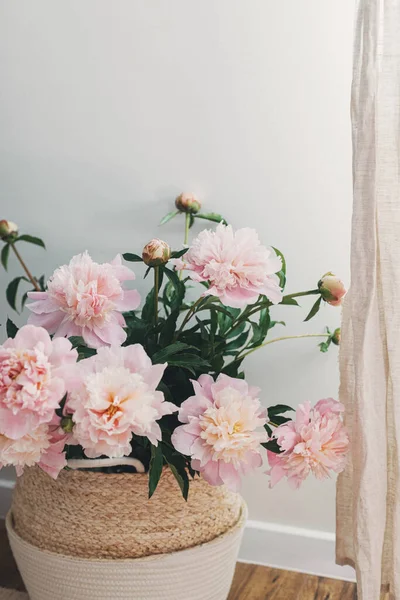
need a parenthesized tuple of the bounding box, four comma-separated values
(336, 0, 400, 598)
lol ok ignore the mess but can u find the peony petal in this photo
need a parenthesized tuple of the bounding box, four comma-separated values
(114, 290, 141, 312)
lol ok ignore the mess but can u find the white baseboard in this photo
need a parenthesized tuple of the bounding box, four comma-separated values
(239, 519, 356, 581)
(0, 477, 355, 581)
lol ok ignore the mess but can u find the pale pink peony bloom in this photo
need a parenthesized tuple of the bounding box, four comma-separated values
(27, 252, 141, 349)
(173, 224, 282, 308)
(0, 416, 67, 478)
(66, 345, 177, 459)
(318, 273, 346, 307)
(267, 399, 349, 489)
(171, 374, 268, 491)
(0, 325, 77, 440)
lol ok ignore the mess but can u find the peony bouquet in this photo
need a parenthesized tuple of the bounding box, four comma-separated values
(0, 197, 348, 497)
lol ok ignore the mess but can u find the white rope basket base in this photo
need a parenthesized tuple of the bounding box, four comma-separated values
(6, 503, 247, 600)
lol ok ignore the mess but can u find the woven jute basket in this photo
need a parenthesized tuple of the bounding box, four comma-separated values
(8, 466, 246, 599)
(11, 466, 242, 559)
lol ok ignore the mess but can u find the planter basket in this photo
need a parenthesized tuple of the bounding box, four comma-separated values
(7, 466, 246, 600)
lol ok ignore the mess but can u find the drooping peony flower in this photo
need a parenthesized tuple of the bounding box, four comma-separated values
(171, 374, 268, 491)
(173, 223, 282, 308)
(66, 345, 177, 459)
(142, 239, 171, 266)
(0, 416, 67, 478)
(0, 325, 77, 440)
(27, 252, 141, 349)
(175, 192, 202, 214)
(267, 398, 349, 489)
(318, 273, 346, 307)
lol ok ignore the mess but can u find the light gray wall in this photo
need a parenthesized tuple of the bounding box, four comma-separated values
(0, 1, 353, 532)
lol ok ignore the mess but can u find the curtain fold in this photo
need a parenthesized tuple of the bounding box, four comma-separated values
(336, 0, 400, 598)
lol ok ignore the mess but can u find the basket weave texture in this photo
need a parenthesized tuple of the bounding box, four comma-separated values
(11, 466, 242, 559)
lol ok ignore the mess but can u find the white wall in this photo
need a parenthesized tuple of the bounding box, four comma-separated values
(0, 0, 353, 540)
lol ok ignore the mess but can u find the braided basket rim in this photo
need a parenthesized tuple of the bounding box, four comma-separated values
(6, 503, 247, 564)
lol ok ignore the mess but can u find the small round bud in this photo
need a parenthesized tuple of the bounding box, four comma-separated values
(332, 328, 341, 346)
(318, 272, 346, 307)
(175, 192, 201, 214)
(142, 238, 171, 267)
(0, 219, 18, 242)
(61, 416, 74, 434)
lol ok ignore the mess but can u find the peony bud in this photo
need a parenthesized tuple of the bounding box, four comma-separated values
(332, 328, 341, 346)
(142, 238, 171, 267)
(175, 192, 202, 214)
(318, 273, 346, 306)
(61, 416, 74, 433)
(0, 219, 18, 241)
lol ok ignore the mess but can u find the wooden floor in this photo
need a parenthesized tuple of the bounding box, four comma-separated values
(0, 520, 361, 599)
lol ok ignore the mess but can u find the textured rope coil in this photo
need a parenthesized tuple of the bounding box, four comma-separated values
(11, 466, 242, 559)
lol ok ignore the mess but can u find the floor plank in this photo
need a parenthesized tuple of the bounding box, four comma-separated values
(0, 520, 363, 599)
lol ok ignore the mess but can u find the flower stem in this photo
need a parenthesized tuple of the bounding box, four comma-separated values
(10, 242, 40, 291)
(175, 296, 204, 338)
(154, 266, 160, 324)
(238, 333, 330, 360)
(282, 289, 320, 301)
(184, 213, 191, 246)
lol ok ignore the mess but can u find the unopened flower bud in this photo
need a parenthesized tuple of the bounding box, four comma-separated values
(61, 416, 74, 433)
(332, 328, 341, 346)
(142, 239, 171, 267)
(175, 192, 201, 214)
(318, 273, 346, 307)
(0, 219, 18, 241)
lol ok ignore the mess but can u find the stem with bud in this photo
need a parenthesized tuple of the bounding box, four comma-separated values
(237, 333, 331, 361)
(154, 266, 160, 325)
(10, 243, 40, 291)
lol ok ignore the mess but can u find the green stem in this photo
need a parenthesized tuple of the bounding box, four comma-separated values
(10, 243, 40, 291)
(282, 289, 320, 300)
(184, 213, 191, 246)
(154, 266, 160, 325)
(238, 333, 330, 360)
(175, 297, 204, 338)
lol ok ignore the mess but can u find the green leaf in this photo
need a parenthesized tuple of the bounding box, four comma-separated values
(319, 338, 332, 353)
(69, 336, 86, 348)
(170, 248, 189, 259)
(195, 213, 228, 225)
(6, 276, 28, 312)
(225, 330, 249, 353)
(304, 296, 322, 322)
(280, 297, 299, 306)
(225, 320, 247, 340)
(162, 445, 189, 500)
(122, 253, 143, 262)
(222, 357, 244, 377)
(163, 267, 185, 310)
(6, 318, 18, 338)
(262, 438, 282, 454)
(1, 244, 10, 270)
(272, 247, 286, 289)
(159, 210, 180, 226)
(149, 444, 164, 498)
(268, 404, 295, 417)
(16, 234, 46, 249)
(167, 354, 211, 374)
(152, 342, 198, 364)
(269, 320, 286, 330)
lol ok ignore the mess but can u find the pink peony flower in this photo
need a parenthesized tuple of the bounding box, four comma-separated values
(318, 273, 346, 307)
(0, 416, 67, 478)
(267, 399, 349, 489)
(0, 325, 77, 440)
(27, 252, 141, 349)
(66, 345, 177, 459)
(173, 223, 282, 308)
(171, 374, 268, 491)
